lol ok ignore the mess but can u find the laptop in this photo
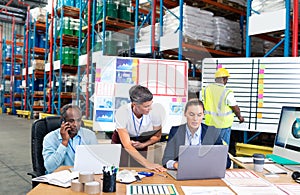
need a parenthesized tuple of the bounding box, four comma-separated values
(74, 144, 121, 174)
(167, 145, 228, 180)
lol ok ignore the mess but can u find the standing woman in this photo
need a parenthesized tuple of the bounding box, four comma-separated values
(112, 85, 166, 172)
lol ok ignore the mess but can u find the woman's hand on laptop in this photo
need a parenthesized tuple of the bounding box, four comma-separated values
(145, 162, 166, 172)
(173, 162, 178, 170)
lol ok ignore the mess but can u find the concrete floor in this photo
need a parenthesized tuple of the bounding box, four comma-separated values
(0, 114, 33, 195)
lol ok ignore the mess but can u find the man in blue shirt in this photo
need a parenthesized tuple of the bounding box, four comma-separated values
(42, 104, 98, 174)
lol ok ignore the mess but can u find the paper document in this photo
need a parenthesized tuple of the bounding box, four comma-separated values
(234, 157, 273, 164)
(223, 170, 271, 187)
(276, 184, 300, 195)
(32, 170, 79, 188)
(264, 164, 287, 174)
(230, 186, 287, 195)
(181, 186, 234, 195)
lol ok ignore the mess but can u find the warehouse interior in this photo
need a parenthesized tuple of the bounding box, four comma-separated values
(0, 0, 300, 194)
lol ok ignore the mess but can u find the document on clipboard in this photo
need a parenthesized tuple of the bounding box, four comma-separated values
(130, 130, 160, 142)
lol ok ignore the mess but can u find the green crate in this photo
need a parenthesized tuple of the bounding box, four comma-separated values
(62, 58, 74, 65)
(62, 28, 73, 36)
(118, 4, 131, 21)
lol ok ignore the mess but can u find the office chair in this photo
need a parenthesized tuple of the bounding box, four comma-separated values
(27, 116, 61, 188)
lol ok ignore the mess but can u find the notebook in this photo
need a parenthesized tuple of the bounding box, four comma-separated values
(167, 145, 228, 180)
(74, 144, 121, 174)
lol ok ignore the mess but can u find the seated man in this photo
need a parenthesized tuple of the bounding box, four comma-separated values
(162, 99, 231, 169)
(42, 104, 98, 174)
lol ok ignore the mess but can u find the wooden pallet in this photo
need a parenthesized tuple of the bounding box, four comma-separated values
(56, 34, 79, 47)
(60, 92, 75, 96)
(57, 6, 80, 19)
(34, 91, 44, 96)
(183, 36, 215, 49)
(105, 16, 134, 25)
(218, 0, 246, 10)
(214, 44, 242, 54)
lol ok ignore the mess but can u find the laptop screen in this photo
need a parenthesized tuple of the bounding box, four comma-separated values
(74, 144, 121, 174)
(273, 106, 300, 162)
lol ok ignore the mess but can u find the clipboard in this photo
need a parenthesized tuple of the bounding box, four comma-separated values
(130, 130, 160, 142)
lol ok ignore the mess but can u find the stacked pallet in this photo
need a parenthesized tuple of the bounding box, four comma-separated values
(213, 17, 242, 51)
(163, 5, 215, 44)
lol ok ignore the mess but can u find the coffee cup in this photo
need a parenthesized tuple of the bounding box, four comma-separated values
(253, 153, 265, 172)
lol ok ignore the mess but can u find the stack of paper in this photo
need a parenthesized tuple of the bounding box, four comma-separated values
(32, 170, 79, 188)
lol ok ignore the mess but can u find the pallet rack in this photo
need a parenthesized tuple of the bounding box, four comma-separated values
(78, 0, 134, 119)
(1, 34, 24, 114)
(132, 0, 246, 79)
(26, 19, 47, 118)
(245, 0, 291, 57)
(159, 0, 246, 60)
(47, 1, 80, 115)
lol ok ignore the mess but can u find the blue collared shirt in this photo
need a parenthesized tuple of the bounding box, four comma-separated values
(42, 127, 98, 174)
(166, 124, 202, 169)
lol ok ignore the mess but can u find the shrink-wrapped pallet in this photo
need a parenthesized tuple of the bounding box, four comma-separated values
(213, 17, 242, 51)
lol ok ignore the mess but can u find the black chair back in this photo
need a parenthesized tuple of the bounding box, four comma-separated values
(28, 116, 61, 188)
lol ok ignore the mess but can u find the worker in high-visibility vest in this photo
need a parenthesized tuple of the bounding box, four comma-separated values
(202, 68, 244, 145)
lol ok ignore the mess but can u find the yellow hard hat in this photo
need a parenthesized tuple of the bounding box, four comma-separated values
(215, 68, 230, 78)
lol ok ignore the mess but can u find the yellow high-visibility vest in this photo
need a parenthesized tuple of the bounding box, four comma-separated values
(202, 83, 234, 128)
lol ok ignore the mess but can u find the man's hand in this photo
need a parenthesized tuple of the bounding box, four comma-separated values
(60, 122, 71, 146)
(131, 140, 146, 149)
(238, 116, 244, 123)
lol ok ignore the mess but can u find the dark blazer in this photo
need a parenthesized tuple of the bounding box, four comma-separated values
(162, 123, 231, 168)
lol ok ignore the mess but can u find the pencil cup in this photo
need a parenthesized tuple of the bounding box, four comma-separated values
(102, 173, 116, 192)
(253, 153, 265, 172)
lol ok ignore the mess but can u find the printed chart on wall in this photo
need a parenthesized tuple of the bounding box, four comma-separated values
(93, 56, 188, 133)
(202, 57, 300, 133)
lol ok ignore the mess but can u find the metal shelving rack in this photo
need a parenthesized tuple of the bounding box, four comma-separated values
(48, 1, 79, 115)
(245, 0, 291, 57)
(43, 13, 50, 113)
(77, 0, 96, 120)
(78, 0, 134, 119)
(25, 19, 47, 117)
(2, 32, 24, 114)
(0, 38, 6, 112)
(158, 0, 245, 61)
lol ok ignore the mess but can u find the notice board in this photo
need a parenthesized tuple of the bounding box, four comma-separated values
(92, 56, 188, 133)
(202, 57, 300, 133)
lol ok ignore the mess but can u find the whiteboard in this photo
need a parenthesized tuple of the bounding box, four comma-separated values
(202, 57, 300, 133)
(92, 56, 188, 133)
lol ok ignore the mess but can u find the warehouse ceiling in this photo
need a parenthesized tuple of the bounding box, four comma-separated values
(0, 0, 48, 22)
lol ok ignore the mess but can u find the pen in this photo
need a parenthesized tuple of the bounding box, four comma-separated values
(157, 173, 168, 178)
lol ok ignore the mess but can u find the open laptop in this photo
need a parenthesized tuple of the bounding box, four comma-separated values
(167, 145, 228, 180)
(74, 144, 121, 174)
